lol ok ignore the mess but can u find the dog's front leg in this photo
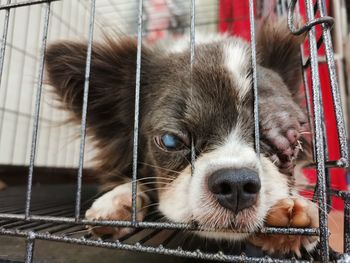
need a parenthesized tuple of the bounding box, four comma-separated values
(85, 182, 150, 239)
(249, 197, 319, 257)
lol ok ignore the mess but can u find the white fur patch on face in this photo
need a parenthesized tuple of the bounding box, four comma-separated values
(166, 33, 229, 53)
(164, 34, 251, 102)
(158, 166, 192, 222)
(192, 128, 259, 176)
(223, 40, 251, 100)
(158, 128, 291, 241)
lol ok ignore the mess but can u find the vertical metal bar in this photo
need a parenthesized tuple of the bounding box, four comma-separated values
(248, 0, 259, 155)
(301, 49, 316, 159)
(54, 0, 67, 168)
(317, 0, 349, 167)
(301, 57, 328, 210)
(276, 0, 283, 17)
(301, 51, 331, 210)
(320, 92, 332, 212)
(24, 232, 35, 263)
(47, 0, 63, 167)
(0, 0, 10, 88)
(9, 5, 31, 164)
(298, 32, 320, 199)
(64, 0, 77, 167)
(305, 0, 329, 261)
(75, 0, 96, 221)
(25, 2, 51, 219)
(344, 192, 350, 253)
(66, 0, 73, 37)
(131, 0, 144, 224)
(0, 0, 12, 143)
(324, 167, 332, 213)
(68, 0, 81, 168)
(62, 0, 74, 168)
(190, 0, 196, 175)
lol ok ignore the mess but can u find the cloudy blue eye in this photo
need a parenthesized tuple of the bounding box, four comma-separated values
(155, 134, 186, 151)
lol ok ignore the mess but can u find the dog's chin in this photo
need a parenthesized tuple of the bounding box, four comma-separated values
(159, 185, 266, 242)
(191, 214, 261, 241)
(195, 230, 251, 241)
(192, 206, 263, 241)
(194, 225, 256, 242)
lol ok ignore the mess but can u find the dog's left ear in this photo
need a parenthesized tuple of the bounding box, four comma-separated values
(45, 37, 159, 176)
(256, 18, 305, 95)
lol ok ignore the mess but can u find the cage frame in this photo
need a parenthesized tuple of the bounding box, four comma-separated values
(0, 0, 348, 262)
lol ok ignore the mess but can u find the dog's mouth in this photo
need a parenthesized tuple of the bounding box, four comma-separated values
(190, 203, 261, 234)
(189, 207, 262, 240)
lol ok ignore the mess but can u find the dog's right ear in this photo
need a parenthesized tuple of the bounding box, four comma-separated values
(256, 18, 305, 96)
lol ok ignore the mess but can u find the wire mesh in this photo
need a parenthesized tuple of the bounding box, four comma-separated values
(0, 0, 348, 262)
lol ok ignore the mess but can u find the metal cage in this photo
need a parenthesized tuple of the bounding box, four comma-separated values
(0, 0, 349, 262)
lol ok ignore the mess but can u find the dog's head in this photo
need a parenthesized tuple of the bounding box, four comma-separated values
(45, 19, 304, 240)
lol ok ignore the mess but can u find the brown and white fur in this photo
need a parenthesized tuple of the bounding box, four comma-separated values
(45, 19, 318, 257)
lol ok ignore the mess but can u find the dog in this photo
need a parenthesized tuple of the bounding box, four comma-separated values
(45, 19, 319, 257)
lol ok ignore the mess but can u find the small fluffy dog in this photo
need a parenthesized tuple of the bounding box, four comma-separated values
(45, 19, 319, 257)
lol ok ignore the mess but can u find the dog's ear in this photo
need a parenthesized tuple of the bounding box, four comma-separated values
(45, 37, 153, 123)
(45, 38, 155, 175)
(45, 37, 156, 132)
(256, 18, 304, 95)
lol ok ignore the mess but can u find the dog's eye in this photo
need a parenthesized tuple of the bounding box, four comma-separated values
(155, 134, 186, 152)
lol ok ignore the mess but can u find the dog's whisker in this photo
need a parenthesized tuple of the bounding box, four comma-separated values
(134, 176, 175, 182)
(143, 209, 163, 217)
(140, 187, 172, 194)
(137, 162, 182, 175)
(296, 140, 303, 152)
(299, 131, 312, 135)
(140, 202, 160, 211)
(139, 182, 171, 188)
(137, 180, 173, 187)
(65, 228, 91, 236)
(272, 157, 278, 165)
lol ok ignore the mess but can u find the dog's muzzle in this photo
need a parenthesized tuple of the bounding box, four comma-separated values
(208, 168, 261, 213)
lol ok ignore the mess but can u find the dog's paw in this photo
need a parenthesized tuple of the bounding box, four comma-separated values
(249, 198, 319, 257)
(0, 180, 7, 191)
(85, 183, 149, 239)
(260, 103, 309, 173)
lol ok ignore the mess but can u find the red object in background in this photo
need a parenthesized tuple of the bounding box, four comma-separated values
(145, 0, 170, 43)
(219, 1, 250, 41)
(218, 0, 346, 210)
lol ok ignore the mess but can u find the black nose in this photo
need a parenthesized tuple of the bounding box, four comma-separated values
(208, 168, 261, 213)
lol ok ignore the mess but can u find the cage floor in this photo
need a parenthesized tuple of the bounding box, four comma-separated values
(0, 184, 267, 263)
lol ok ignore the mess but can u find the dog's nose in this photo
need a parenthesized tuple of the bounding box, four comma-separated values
(208, 168, 261, 213)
